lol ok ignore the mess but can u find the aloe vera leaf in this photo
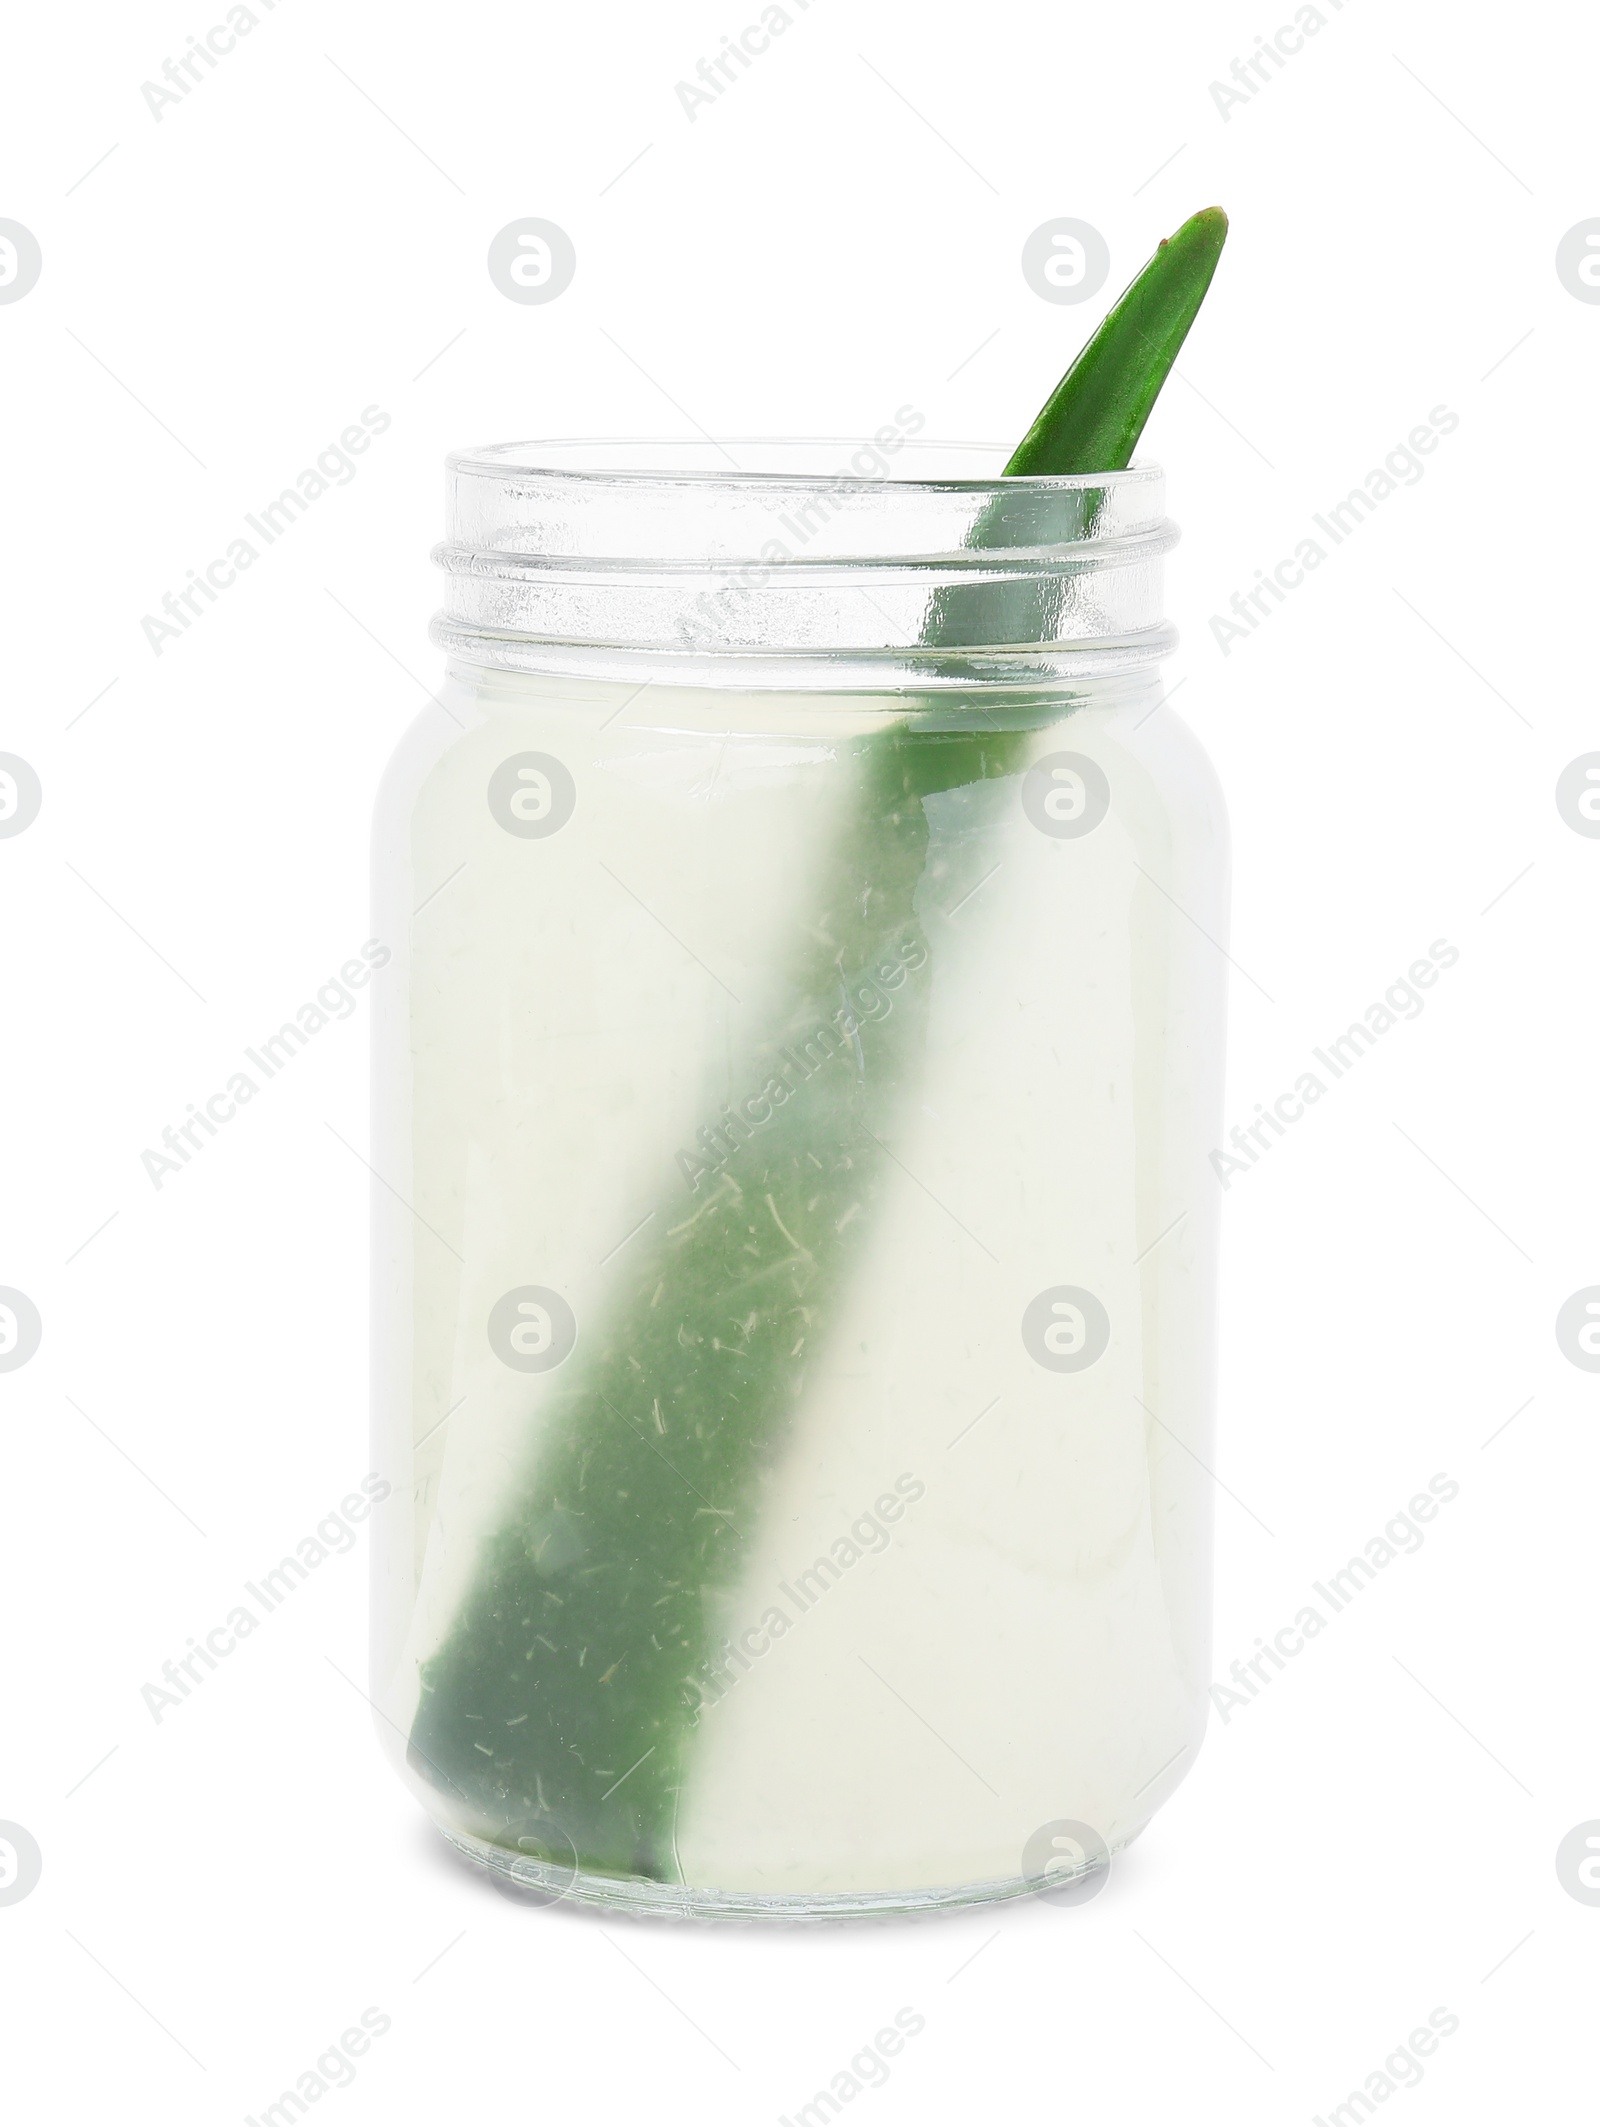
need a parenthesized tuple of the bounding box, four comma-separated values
(921, 208, 1227, 655)
(409, 728, 1011, 1876)
(406, 212, 1227, 1883)
(1003, 207, 1227, 478)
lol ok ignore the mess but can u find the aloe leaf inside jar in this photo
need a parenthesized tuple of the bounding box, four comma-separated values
(408, 720, 1027, 1879)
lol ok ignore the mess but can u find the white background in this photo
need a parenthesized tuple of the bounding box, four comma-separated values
(2, 0, 1595, 2119)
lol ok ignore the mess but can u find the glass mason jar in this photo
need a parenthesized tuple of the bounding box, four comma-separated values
(370, 440, 1229, 1917)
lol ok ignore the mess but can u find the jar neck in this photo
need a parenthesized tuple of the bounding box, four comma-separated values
(433, 440, 1177, 692)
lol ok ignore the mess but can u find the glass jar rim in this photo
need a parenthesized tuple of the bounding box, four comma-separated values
(447, 435, 1163, 494)
(433, 436, 1177, 691)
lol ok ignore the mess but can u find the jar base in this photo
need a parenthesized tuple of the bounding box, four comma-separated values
(442, 1821, 1144, 1922)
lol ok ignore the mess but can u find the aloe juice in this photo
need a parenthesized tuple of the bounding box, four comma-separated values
(371, 651, 1226, 1913)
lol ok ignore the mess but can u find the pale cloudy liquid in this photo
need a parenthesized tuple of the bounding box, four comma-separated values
(370, 662, 1228, 1906)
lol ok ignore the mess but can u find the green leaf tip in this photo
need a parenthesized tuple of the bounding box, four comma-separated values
(1003, 206, 1229, 480)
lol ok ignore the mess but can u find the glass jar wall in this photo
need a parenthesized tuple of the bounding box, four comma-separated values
(369, 443, 1228, 1916)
